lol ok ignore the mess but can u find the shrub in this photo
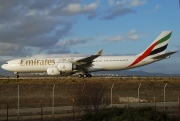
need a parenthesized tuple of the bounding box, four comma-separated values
(81, 107, 177, 121)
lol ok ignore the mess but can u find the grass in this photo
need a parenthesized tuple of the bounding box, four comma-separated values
(0, 77, 179, 109)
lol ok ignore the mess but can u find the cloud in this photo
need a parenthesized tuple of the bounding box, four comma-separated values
(47, 38, 92, 54)
(0, 0, 103, 57)
(109, 36, 124, 42)
(101, 0, 146, 20)
(129, 0, 147, 7)
(0, 0, 92, 57)
(107, 0, 146, 7)
(28, 37, 93, 55)
(129, 29, 139, 40)
(56, 38, 88, 47)
(146, 4, 161, 13)
(0, 0, 144, 59)
(60, 2, 99, 15)
(101, 1, 136, 20)
(101, 7, 136, 20)
(108, 29, 139, 42)
(27, 53, 86, 59)
(0, 43, 19, 52)
(108, 0, 115, 6)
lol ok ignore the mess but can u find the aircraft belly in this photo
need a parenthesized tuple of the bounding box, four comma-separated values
(88, 67, 103, 72)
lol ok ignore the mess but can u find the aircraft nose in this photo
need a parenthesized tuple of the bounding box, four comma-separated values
(1, 64, 7, 70)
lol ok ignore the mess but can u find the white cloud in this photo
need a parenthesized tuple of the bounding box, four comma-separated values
(109, 0, 146, 7)
(0, 0, 144, 58)
(116, 0, 126, 6)
(25, 9, 49, 17)
(56, 38, 87, 47)
(129, 0, 146, 7)
(129, 29, 136, 34)
(108, 29, 139, 42)
(147, 4, 161, 13)
(61, 2, 99, 15)
(109, 35, 124, 42)
(129, 29, 138, 40)
(27, 54, 86, 59)
(130, 34, 138, 40)
(101, 6, 135, 20)
(101, 0, 146, 20)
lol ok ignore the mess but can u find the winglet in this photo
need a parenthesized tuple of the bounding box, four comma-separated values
(94, 49, 103, 56)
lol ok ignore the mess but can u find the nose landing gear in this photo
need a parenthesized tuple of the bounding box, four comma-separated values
(15, 75, 19, 78)
(14, 72, 19, 78)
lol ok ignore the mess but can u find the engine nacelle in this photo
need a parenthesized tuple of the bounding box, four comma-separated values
(57, 62, 76, 73)
(47, 67, 60, 75)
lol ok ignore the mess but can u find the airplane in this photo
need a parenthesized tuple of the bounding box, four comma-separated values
(1, 31, 177, 78)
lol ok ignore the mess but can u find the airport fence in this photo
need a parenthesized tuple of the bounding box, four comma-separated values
(0, 77, 180, 120)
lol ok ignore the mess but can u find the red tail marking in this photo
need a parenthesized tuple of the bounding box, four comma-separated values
(128, 41, 158, 67)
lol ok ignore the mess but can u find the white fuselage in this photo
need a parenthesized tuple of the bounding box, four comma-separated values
(1, 55, 158, 73)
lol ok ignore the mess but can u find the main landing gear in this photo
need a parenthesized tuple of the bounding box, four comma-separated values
(14, 72, 19, 78)
(78, 73, 92, 78)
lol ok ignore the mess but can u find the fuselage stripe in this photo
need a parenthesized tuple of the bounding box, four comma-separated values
(148, 44, 168, 56)
(157, 32, 171, 45)
(128, 41, 158, 67)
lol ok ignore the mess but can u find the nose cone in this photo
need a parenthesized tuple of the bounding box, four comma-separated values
(1, 64, 7, 70)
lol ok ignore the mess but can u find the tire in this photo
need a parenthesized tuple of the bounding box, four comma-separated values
(78, 74, 82, 78)
(15, 75, 19, 78)
(83, 74, 87, 78)
(88, 74, 92, 78)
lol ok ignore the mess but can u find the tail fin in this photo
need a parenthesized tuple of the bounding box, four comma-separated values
(129, 31, 172, 68)
(139, 31, 172, 57)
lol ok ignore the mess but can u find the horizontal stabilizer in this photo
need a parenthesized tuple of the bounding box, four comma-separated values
(152, 51, 177, 59)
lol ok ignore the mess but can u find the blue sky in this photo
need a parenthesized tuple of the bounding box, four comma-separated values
(0, 0, 180, 74)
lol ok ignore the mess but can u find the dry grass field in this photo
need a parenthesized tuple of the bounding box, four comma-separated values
(0, 77, 179, 110)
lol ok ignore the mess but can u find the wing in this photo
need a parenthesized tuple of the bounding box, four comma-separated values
(75, 49, 103, 63)
(74, 49, 103, 71)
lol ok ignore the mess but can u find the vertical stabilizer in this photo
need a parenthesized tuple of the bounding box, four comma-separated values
(129, 31, 172, 67)
(139, 31, 172, 57)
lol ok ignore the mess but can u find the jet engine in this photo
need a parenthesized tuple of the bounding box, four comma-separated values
(47, 62, 77, 75)
(47, 67, 60, 75)
(57, 62, 76, 73)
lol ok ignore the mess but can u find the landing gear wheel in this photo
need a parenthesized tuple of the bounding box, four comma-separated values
(87, 74, 92, 78)
(15, 75, 19, 78)
(83, 74, 87, 78)
(78, 74, 83, 78)
(14, 72, 19, 78)
(78, 73, 92, 78)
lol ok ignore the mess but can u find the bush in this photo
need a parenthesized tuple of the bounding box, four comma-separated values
(73, 81, 107, 114)
(81, 107, 177, 121)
